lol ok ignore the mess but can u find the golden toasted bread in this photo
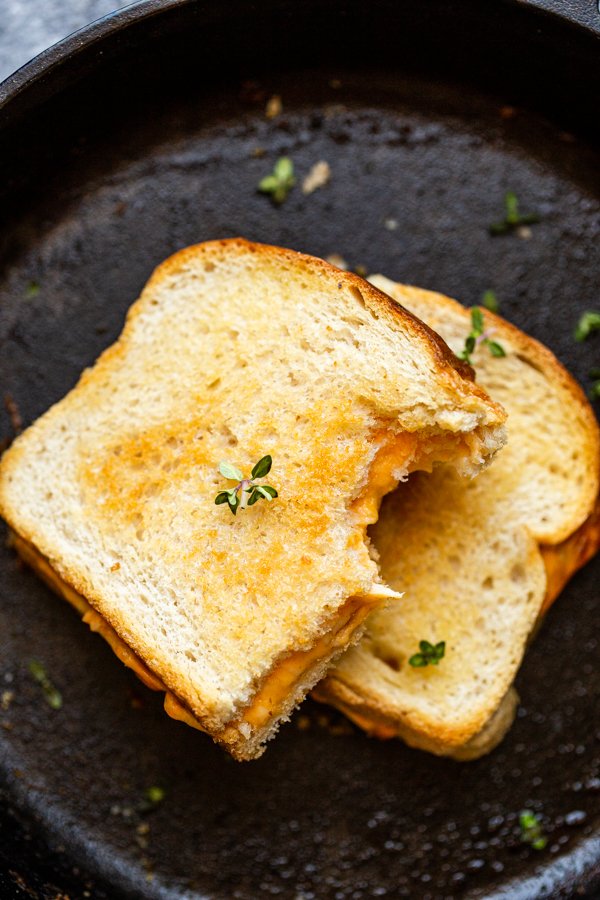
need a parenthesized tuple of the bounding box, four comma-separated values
(316, 277, 600, 758)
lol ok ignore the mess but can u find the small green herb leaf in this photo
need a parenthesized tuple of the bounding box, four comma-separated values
(219, 461, 244, 481)
(25, 280, 40, 299)
(258, 157, 295, 204)
(458, 307, 506, 367)
(258, 175, 278, 192)
(214, 492, 229, 505)
(574, 311, 600, 342)
(259, 484, 278, 498)
(589, 369, 600, 401)
(144, 786, 166, 805)
(505, 191, 519, 224)
(255, 485, 275, 501)
(488, 341, 507, 358)
(489, 192, 540, 236)
(482, 290, 499, 312)
(251, 455, 272, 479)
(409, 640, 445, 668)
(28, 659, 62, 710)
(246, 488, 260, 506)
(471, 307, 484, 332)
(408, 654, 428, 667)
(274, 157, 294, 181)
(519, 810, 547, 850)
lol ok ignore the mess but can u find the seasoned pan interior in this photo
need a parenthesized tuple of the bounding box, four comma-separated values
(0, 2, 599, 897)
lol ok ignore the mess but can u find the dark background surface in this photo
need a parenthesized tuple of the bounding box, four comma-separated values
(0, 1, 600, 899)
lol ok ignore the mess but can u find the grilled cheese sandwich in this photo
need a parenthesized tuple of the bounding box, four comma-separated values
(0, 241, 506, 759)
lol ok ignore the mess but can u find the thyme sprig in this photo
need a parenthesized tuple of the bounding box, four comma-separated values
(574, 311, 600, 342)
(258, 157, 295, 204)
(215, 455, 278, 516)
(489, 191, 539, 236)
(458, 307, 506, 366)
(409, 640, 446, 668)
(519, 810, 547, 850)
(28, 659, 62, 710)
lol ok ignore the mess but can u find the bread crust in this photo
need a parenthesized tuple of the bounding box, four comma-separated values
(381, 282, 600, 540)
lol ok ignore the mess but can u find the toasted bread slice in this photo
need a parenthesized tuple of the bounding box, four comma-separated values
(0, 241, 506, 760)
(316, 277, 600, 758)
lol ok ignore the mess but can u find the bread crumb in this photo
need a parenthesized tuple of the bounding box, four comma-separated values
(384, 218, 398, 231)
(239, 721, 252, 739)
(326, 253, 348, 271)
(1, 690, 14, 711)
(517, 225, 532, 240)
(302, 161, 331, 195)
(265, 95, 282, 119)
(110, 562, 121, 572)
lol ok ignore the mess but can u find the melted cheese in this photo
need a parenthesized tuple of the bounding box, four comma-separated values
(235, 595, 377, 731)
(350, 429, 477, 525)
(9, 534, 392, 740)
(12, 486, 600, 745)
(539, 498, 600, 615)
(351, 433, 419, 523)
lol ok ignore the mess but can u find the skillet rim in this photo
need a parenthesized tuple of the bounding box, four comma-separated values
(0, 1, 599, 898)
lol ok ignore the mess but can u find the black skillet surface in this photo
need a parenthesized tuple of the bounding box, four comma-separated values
(1, 1, 600, 897)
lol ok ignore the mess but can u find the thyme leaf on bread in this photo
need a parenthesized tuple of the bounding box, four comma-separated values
(28, 659, 62, 709)
(458, 307, 506, 366)
(575, 311, 600, 342)
(489, 191, 540, 236)
(215, 455, 278, 515)
(258, 157, 295, 204)
(519, 810, 547, 850)
(409, 640, 446, 668)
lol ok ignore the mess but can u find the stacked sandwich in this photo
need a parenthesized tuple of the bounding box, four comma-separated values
(0, 240, 598, 761)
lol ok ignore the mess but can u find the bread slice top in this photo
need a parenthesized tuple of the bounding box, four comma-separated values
(316, 276, 600, 755)
(0, 241, 506, 759)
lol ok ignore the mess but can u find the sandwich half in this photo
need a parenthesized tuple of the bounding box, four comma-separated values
(0, 241, 506, 760)
(315, 277, 600, 759)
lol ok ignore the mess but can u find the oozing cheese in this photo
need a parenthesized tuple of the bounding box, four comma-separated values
(9, 534, 394, 740)
(235, 595, 377, 731)
(539, 498, 600, 615)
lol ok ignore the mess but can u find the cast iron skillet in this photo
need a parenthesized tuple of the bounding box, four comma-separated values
(1, 1, 599, 897)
